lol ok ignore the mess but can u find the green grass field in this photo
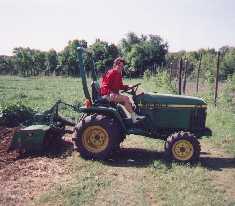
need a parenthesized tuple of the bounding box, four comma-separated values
(1, 75, 235, 206)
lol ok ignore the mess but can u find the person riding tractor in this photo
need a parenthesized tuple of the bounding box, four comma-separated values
(100, 57, 145, 123)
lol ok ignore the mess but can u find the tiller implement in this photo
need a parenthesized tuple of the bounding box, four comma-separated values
(8, 100, 77, 153)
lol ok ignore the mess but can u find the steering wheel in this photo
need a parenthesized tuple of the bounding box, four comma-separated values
(121, 83, 141, 95)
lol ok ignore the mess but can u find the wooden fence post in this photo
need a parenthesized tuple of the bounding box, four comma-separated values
(214, 51, 220, 106)
(178, 58, 183, 95)
(183, 59, 188, 94)
(169, 62, 173, 83)
(196, 53, 202, 94)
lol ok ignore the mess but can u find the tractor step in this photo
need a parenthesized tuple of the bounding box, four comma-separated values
(123, 118, 132, 125)
(127, 128, 149, 136)
(65, 129, 74, 134)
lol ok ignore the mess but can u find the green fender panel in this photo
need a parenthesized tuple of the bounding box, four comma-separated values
(79, 106, 126, 132)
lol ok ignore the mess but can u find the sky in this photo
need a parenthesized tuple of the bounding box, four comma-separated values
(1, 0, 235, 55)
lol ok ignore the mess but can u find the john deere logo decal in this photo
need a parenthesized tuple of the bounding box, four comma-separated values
(138, 101, 207, 110)
(139, 103, 168, 109)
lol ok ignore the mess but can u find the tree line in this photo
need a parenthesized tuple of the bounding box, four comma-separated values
(0, 32, 234, 80)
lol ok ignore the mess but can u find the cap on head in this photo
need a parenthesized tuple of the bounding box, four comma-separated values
(114, 57, 126, 66)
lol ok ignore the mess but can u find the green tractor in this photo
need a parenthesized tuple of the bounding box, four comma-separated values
(74, 47, 212, 164)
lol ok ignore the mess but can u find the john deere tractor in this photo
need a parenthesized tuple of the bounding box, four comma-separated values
(73, 47, 212, 164)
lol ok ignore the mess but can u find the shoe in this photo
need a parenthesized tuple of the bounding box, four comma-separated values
(131, 113, 146, 123)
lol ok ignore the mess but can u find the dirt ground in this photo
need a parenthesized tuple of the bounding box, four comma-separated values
(0, 127, 234, 206)
(0, 127, 73, 206)
(0, 127, 19, 169)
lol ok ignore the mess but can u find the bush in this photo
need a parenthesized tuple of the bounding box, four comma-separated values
(207, 105, 235, 156)
(220, 74, 235, 111)
(154, 71, 177, 94)
(0, 103, 35, 127)
(143, 69, 151, 80)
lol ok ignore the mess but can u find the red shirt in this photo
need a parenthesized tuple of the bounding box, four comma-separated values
(100, 68, 129, 96)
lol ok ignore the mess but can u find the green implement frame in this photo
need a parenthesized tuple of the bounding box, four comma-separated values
(8, 100, 79, 153)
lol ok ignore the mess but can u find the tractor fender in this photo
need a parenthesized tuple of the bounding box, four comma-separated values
(79, 106, 127, 133)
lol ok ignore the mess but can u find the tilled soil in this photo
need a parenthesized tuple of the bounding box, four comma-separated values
(0, 156, 70, 206)
(0, 127, 73, 206)
(0, 127, 20, 169)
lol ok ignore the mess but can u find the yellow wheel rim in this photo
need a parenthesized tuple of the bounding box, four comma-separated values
(172, 139, 194, 161)
(82, 126, 109, 153)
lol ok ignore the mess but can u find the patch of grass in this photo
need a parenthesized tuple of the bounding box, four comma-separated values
(206, 105, 235, 156)
(151, 162, 227, 206)
(35, 155, 110, 206)
(38, 173, 109, 206)
(0, 76, 84, 119)
(123, 136, 231, 206)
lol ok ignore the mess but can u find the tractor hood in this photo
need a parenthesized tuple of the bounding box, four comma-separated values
(135, 92, 207, 107)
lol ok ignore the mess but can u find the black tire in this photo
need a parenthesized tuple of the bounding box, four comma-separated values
(164, 131, 201, 164)
(74, 114, 121, 160)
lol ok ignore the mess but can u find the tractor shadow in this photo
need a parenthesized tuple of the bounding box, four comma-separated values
(105, 148, 166, 168)
(104, 148, 235, 170)
(200, 156, 235, 171)
(44, 139, 75, 158)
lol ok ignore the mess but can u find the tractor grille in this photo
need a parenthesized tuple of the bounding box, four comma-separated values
(190, 108, 206, 130)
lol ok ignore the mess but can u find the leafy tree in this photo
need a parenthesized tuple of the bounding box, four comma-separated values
(0, 56, 14, 75)
(13, 47, 33, 76)
(89, 39, 119, 73)
(2, 35, 234, 81)
(220, 47, 235, 79)
(59, 39, 88, 76)
(45, 49, 58, 75)
(12, 47, 47, 76)
(120, 32, 168, 76)
(31, 50, 46, 75)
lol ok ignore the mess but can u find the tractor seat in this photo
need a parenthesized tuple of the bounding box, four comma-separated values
(91, 81, 116, 107)
(91, 81, 102, 102)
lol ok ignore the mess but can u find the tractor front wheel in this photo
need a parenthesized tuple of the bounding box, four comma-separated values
(164, 132, 201, 164)
(74, 114, 121, 160)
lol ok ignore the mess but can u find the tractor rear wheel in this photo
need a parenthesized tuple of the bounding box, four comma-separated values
(74, 114, 121, 160)
(164, 132, 201, 164)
